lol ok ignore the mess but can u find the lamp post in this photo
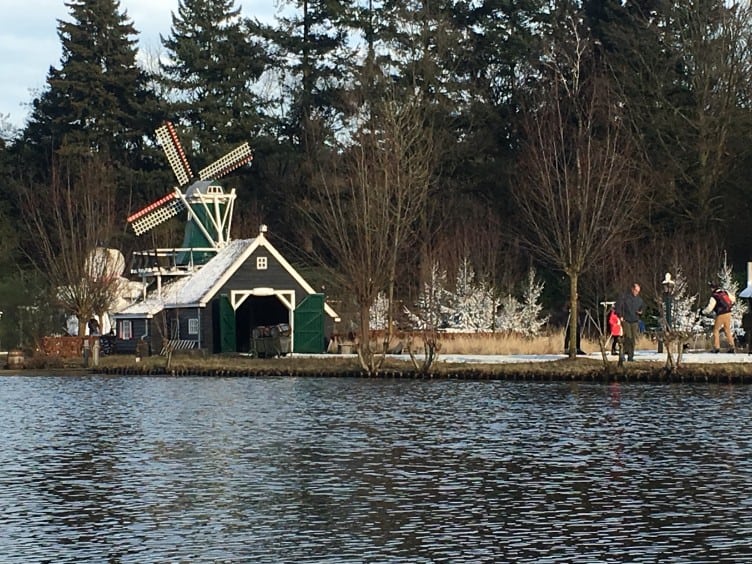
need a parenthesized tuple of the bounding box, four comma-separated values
(658, 273, 676, 354)
(662, 273, 676, 330)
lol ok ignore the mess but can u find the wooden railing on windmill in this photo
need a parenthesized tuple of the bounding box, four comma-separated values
(127, 121, 252, 286)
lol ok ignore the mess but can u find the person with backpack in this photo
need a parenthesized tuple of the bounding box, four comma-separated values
(701, 282, 736, 353)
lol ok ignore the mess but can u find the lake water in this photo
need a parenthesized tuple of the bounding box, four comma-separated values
(1, 375, 751, 562)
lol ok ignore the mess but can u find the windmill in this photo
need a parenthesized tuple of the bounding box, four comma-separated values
(127, 121, 253, 266)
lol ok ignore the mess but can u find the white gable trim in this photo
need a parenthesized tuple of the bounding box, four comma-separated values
(197, 237, 261, 306)
(200, 233, 339, 320)
(230, 289, 294, 311)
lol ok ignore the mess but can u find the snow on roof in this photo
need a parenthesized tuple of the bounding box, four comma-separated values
(116, 239, 254, 317)
(114, 231, 339, 320)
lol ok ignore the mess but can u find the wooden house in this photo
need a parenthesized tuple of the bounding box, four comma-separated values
(113, 228, 339, 356)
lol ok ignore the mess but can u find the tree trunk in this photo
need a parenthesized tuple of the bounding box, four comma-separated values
(356, 301, 374, 373)
(568, 274, 579, 360)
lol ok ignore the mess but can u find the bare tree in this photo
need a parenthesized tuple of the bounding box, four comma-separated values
(19, 155, 122, 337)
(301, 86, 436, 374)
(661, 1, 752, 230)
(513, 19, 644, 360)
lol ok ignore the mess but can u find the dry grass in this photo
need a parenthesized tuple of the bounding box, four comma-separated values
(7, 336, 752, 380)
(397, 330, 659, 356)
(0, 330, 699, 378)
(85, 350, 609, 376)
(94, 353, 363, 374)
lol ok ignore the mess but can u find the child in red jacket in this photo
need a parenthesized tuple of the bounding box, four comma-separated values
(607, 306, 623, 355)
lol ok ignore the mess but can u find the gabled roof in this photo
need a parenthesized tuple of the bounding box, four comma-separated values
(115, 233, 339, 319)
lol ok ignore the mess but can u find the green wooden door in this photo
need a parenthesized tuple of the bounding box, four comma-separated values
(293, 294, 325, 353)
(217, 294, 236, 353)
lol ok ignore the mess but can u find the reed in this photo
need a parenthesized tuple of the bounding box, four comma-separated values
(395, 330, 659, 356)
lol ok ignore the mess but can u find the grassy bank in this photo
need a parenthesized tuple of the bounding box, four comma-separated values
(30, 350, 748, 384)
(3, 329, 742, 383)
(80, 354, 752, 384)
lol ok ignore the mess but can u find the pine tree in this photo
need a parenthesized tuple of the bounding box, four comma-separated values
(262, 0, 351, 145)
(369, 291, 390, 330)
(495, 295, 524, 334)
(718, 254, 748, 332)
(518, 267, 548, 337)
(160, 0, 268, 159)
(445, 258, 496, 332)
(667, 267, 699, 333)
(404, 262, 448, 330)
(493, 268, 548, 337)
(255, 0, 354, 250)
(24, 0, 158, 160)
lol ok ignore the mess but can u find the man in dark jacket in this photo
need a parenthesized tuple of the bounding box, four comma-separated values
(616, 283, 644, 362)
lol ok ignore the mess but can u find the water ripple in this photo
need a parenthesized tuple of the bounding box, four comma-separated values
(1, 376, 751, 561)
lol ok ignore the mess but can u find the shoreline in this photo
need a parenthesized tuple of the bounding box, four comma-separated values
(3, 350, 752, 383)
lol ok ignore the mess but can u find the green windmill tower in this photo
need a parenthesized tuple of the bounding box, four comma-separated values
(128, 121, 252, 266)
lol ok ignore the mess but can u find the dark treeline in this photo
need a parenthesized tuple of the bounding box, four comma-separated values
(2, 0, 752, 348)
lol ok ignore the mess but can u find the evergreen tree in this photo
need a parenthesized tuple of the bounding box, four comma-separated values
(494, 269, 548, 338)
(254, 0, 354, 250)
(445, 258, 496, 332)
(23, 0, 159, 161)
(12, 0, 163, 254)
(495, 295, 524, 334)
(585, 0, 752, 260)
(666, 267, 699, 333)
(0, 134, 20, 272)
(404, 262, 449, 331)
(369, 291, 390, 330)
(718, 253, 747, 331)
(156, 0, 273, 244)
(160, 0, 269, 160)
(518, 268, 548, 337)
(267, 0, 352, 144)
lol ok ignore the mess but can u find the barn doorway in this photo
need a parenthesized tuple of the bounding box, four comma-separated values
(235, 295, 290, 352)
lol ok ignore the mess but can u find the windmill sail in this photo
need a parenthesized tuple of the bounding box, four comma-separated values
(128, 120, 251, 268)
(198, 143, 253, 180)
(127, 191, 186, 236)
(155, 122, 193, 187)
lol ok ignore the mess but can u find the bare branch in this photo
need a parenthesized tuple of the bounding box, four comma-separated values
(18, 155, 121, 335)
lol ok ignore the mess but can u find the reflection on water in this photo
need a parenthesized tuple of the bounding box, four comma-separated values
(1, 376, 752, 562)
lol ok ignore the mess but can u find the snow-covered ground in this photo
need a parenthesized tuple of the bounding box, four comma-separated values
(428, 350, 752, 364)
(311, 349, 752, 364)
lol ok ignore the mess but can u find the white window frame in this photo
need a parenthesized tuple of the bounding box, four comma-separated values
(188, 318, 199, 335)
(121, 320, 132, 340)
(256, 256, 268, 270)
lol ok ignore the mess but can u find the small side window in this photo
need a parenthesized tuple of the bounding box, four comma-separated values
(257, 256, 268, 270)
(121, 320, 133, 340)
(188, 318, 199, 335)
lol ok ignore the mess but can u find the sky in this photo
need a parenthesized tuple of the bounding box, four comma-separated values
(0, 0, 279, 131)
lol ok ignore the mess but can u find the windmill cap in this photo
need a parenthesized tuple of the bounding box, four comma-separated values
(662, 273, 674, 285)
